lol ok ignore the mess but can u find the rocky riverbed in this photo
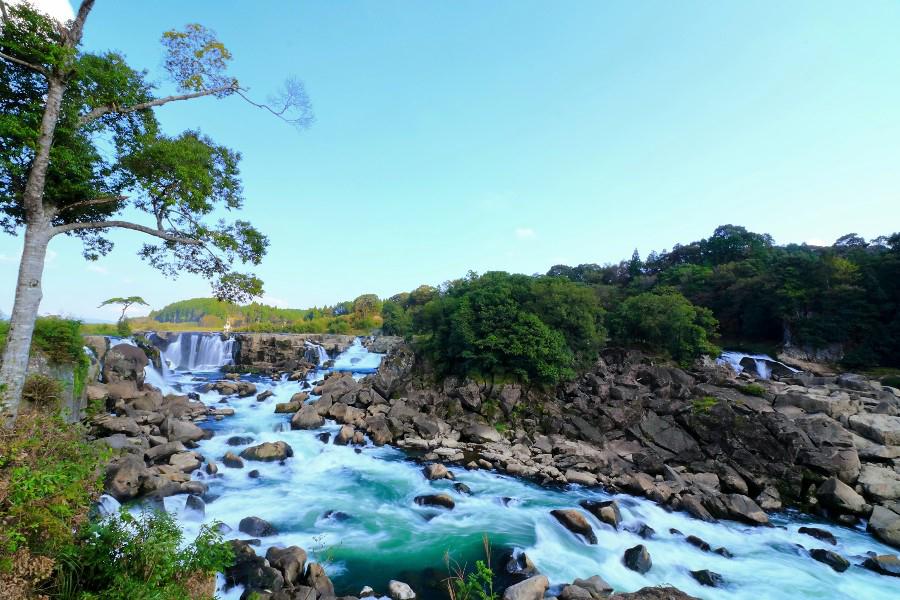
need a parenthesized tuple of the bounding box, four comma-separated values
(83, 334, 900, 599)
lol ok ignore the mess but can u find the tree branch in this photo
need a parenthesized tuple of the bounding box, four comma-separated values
(0, 1, 9, 25)
(50, 220, 201, 245)
(78, 84, 235, 125)
(0, 50, 48, 76)
(66, 0, 95, 46)
(55, 195, 126, 212)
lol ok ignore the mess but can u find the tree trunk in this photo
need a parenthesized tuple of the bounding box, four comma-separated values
(0, 222, 52, 427)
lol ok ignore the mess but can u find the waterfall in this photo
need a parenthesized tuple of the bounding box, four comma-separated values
(718, 350, 798, 379)
(332, 337, 383, 374)
(155, 332, 236, 371)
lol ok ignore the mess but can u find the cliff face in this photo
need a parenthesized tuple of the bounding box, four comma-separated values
(233, 333, 355, 371)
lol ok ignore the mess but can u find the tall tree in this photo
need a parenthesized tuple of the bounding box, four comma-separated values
(0, 1, 312, 424)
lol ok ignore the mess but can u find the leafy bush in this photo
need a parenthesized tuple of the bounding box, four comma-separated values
(0, 414, 105, 570)
(445, 535, 496, 600)
(610, 287, 719, 365)
(74, 510, 232, 600)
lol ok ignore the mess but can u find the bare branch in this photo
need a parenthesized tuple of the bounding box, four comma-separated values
(66, 0, 95, 46)
(50, 220, 201, 245)
(55, 195, 126, 212)
(78, 83, 235, 125)
(233, 78, 313, 129)
(0, 50, 48, 76)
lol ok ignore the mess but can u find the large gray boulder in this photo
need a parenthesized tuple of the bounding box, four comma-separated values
(502, 575, 549, 600)
(239, 441, 294, 462)
(388, 580, 416, 600)
(291, 404, 325, 429)
(868, 505, 900, 548)
(160, 418, 205, 443)
(817, 477, 868, 514)
(104, 454, 148, 501)
(858, 465, 900, 501)
(266, 546, 307, 586)
(849, 414, 900, 446)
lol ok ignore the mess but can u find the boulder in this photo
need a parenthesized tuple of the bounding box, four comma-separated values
(423, 463, 453, 481)
(862, 554, 900, 577)
(104, 454, 148, 501)
(551, 509, 597, 544)
(414, 494, 455, 509)
(809, 549, 849, 572)
(92, 414, 140, 436)
(335, 424, 355, 445)
(169, 451, 201, 473)
(622, 544, 652, 574)
(256, 390, 274, 402)
(721, 494, 769, 525)
(304, 562, 335, 598)
(572, 575, 613, 598)
(160, 418, 205, 443)
(608, 588, 699, 600)
(223, 452, 244, 469)
(689, 570, 723, 587)
(580, 499, 621, 529)
(291, 404, 325, 429)
(274, 401, 303, 413)
(858, 465, 900, 501)
(867, 505, 900, 548)
(388, 580, 416, 600)
(240, 441, 294, 462)
(225, 540, 284, 594)
(461, 423, 503, 444)
(816, 477, 867, 514)
(238, 516, 277, 537)
(502, 575, 549, 600)
(266, 546, 307, 586)
(848, 414, 900, 445)
(103, 343, 148, 386)
(560, 585, 592, 600)
(798, 527, 836, 545)
(144, 441, 187, 463)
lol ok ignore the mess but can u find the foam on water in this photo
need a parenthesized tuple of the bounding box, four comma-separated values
(144, 339, 899, 599)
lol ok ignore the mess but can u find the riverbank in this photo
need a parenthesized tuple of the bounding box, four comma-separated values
(82, 334, 900, 599)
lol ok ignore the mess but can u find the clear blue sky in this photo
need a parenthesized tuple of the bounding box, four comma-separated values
(2, 0, 899, 321)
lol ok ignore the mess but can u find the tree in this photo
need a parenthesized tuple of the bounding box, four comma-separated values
(0, 1, 313, 425)
(352, 293, 380, 318)
(98, 295, 147, 335)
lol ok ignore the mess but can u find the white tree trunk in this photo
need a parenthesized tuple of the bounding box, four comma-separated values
(0, 221, 51, 426)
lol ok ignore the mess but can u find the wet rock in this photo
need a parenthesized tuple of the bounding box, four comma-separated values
(454, 482, 472, 495)
(461, 423, 503, 444)
(622, 544, 652, 574)
(862, 554, 900, 577)
(104, 454, 148, 502)
(423, 463, 453, 481)
(185, 494, 205, 517)
(551, 509, 597, 544)
(858, 464, 900, 502)
(502, 575, 549, 600)
(144, 440, 187, 463)
(225, 540, 284, 593)
(239, 516, 277, 537)
(248, 469, 260, 479)
(685, 535, 710, 552)
(415, 494, 455, 509)
(256, 390, 274, 402)
(798, 527, 837, 545)
(690, 570, 723, 587)
(560, 585, 592, 600)
(206, 460, 218, 475)
(317, 432, 331, 444)
(809, 549, 850, 572)
(227, 435, 254, 446)
(223, 452, 244, 469)
(335, 424, 355, 445)
(266, 546, 307, 586)
(817, 477, 867, 515)
(169, 451, 201, 473)
(388, 580, 416, 600)
(580, 499, 621, 529)
(274, 401, 302, 413)
(360, 586, 375, 597)
(631, 523, 656, 539)
(505, 550, 536, 576)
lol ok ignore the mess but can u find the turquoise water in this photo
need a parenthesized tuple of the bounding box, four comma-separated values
(134, 340, 900, 600)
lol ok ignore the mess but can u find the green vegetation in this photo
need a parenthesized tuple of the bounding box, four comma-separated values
(0, 413, 230, 599)
(549, 225, 900, 369)
(75, 510, 232, 600)
(97, 297, 148, 337)
(738, 383, 767, 397)
(405, 272, 606, 385)
(445, 536, 497, 600)
(144, 295, 384, 335)
(692, 396, 719, 414)
(609, 287, 719, 365)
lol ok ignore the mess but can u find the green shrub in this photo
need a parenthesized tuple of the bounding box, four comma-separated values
(445, 535, 497, 600)
(692, 396, 719, 414)
(881, 375, 900, 389)
(738, 383, 767, 397)
(74, 510, 232, 600)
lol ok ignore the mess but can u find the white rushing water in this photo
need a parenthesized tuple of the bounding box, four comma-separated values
(156, 332, 236, 372)
(132, 334, 898, 600)
(718, 351, 799, 380)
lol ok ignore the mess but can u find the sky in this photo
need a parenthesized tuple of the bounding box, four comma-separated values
(2, 1, 899, 321)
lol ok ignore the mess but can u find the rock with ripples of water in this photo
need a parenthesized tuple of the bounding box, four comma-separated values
(580, 499, 621, 529)
(551, 509, 597, 544)
(423, 463, 453, 481)
(690, 569, 723, 587)
(414, 493, 455, 509)
(809, 548, 850, 572)
(239, 441, 293, 462)
(291, 404, 325, 429)
(623, 544, 652, 573)
(799, 526, 837, 545)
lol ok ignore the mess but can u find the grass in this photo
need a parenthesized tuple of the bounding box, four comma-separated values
(692, 395, 719, 414)
(737, 383, 767, 397)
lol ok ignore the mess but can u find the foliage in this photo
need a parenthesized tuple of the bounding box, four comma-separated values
(408, 272, 605, 385)
(692, 396, 719, 414)
(445, 535, 497, 600)
(74, 510, 232, 600)
(0, 317, 85, 365)
(609, 287, 719, 365)
(738, 383, 767, 397)
(0, 413, 105, 569)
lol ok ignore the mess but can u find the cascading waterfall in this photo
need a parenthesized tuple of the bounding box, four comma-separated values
(718, 350, 798, 380)
(157, 332, 236, 371)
